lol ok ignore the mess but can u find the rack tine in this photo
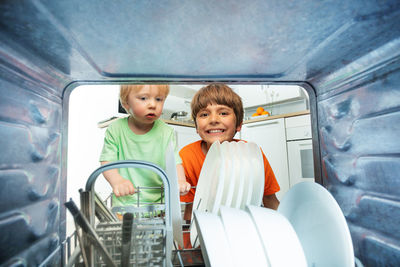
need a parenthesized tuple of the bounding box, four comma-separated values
(65, 199, 116, 267)
(121, 213, 133, 267)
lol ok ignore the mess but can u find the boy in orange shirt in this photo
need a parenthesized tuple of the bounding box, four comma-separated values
(180, 83, 280, 222)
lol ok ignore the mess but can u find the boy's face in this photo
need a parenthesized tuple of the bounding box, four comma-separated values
(195, 103, 242, 151)
(123, 85, 167, 125)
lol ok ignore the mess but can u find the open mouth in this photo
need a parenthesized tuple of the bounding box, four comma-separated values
(207, 129, 225, 134)
(146, 113, 156, 118)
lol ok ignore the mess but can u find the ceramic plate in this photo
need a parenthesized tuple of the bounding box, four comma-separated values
(190, 161, 224, 247)
(278, 182, 354, 267)
(231, 141, 245, 209)
(207, 141, 227, 214)
(248, 142, 265, 206)
(220, 206, 270, 267)
(191, 141, 222, 246)
(165, 142, 184, 247)
(219, 141, 236, 208)
(193, 210, 234, 267)
(240, 142, 254, 209)
(192, 141, 221, 213)
(246, 205, 307, 267)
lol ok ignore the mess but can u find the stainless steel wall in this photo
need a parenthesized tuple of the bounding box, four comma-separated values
(317, 52, 400, 266)
(0, 0, 399, 266)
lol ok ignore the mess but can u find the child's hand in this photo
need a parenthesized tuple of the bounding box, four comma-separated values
(112, 178, 136, 197)
(101, 164, 136, 197)
(178, 180, 191, 196)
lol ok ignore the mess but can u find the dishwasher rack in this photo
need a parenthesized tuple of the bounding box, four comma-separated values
(69, 160, 203, 267)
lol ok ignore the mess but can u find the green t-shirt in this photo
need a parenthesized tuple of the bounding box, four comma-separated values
(99, 117, 182, 206)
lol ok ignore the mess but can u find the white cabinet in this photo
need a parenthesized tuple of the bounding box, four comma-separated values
(285, 114, 314, 187)
(232, 85, 266, 108)
(264, 85, 302, 104)
(285, 114, 312, 141)
(232, 85, 302, 108)
(287, 139, 314, 186)
(241, 118, 289, 200)
(168, 124, 199, 150)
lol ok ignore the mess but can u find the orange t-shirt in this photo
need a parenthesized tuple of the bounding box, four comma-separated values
(179, 140, 280, 203)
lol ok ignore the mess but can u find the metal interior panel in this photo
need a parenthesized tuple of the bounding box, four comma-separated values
(0, 0, 399, 266)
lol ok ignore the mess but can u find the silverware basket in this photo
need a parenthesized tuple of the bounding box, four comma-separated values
(83, 160, 173, 267)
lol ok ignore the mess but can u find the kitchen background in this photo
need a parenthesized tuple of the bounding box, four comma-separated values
(67, 84, 312, 236)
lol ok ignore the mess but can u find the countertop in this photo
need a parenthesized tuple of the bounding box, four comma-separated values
(164, 110, 310, 127)
(163, 119, 195, 127)
(242, 110, 310, 124)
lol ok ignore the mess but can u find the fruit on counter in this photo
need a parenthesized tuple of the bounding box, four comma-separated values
(256, 107, 264, 115)
(252, 107, 270, 117)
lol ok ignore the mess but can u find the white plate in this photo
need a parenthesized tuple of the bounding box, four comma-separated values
(278, 182, 354, 267)
(219, 141, 236, 208)
(240, 142, 254, 209)
(231, 141, 245, 209)
(192, 141, 221, 213)
(165, 142, 184, 248)
(220, 206, 270, 267)
(191, 141, 223, 246)
(193, 210, 234, 267)
(248, 142, 265, 206)
(246, 205, 307, 267)
(208, 141, 227, 214)
(205, 160, 225, 215)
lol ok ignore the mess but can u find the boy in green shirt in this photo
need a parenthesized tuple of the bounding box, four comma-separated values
(100, 84, 190, 207)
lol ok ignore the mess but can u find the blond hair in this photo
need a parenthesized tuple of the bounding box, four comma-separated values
(191, 83, 244, 128)
(119, 84, 170, 112)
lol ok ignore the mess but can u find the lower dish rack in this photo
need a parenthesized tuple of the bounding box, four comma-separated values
(95, 221, 165, 266)
(66, 160, 203, 267)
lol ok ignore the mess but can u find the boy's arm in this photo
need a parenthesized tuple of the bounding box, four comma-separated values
(176, 163, 191, 195)
(101, 161, 136, 197)
(263, 194, 280, 210)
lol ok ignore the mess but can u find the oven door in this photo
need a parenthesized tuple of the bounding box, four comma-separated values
(287, 139, 314, 187)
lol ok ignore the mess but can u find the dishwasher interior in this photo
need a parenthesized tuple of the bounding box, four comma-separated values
(1, 1, 400, 266)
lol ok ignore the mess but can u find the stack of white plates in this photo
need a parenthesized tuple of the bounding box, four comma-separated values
(191, 141, 265, 247)
(194, 182, 355, 267)
(194, 205, 307, 267)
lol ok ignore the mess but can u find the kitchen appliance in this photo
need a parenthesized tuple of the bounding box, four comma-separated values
(285, 115, 314, 187)
(2, 2, 400, 266)
(170, 111, 188, 120)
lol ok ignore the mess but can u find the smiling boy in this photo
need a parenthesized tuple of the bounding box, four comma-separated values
(100, 84, 190, 207)
(180, 83, 280, 220)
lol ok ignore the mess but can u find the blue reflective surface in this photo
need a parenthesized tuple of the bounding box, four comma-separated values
(0, 0, 400, 265)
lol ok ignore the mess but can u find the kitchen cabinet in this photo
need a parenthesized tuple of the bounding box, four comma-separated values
(241, 118, 289, 200)
(285, 114, 314, 187)
(232, 85, 266, 108)
(168, 124, 199, 150)
(232, 85, 302, 108)
(264, 85, 302, 105)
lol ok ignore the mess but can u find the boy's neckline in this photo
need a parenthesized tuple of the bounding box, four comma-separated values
(200, 141, 209, 155)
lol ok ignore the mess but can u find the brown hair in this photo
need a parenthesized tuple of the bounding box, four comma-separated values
(119, 84, 170, 111)
(191, 83, 244, 128)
